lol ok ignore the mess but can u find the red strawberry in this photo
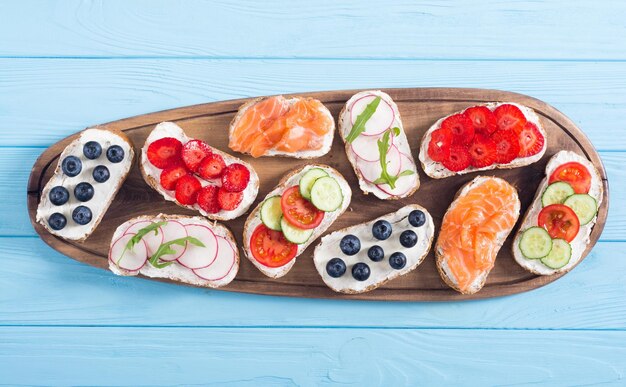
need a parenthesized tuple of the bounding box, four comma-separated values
(182, 140, 212, 172)
(442, 145, 471, 172)
(464, 106, 497, 136)
(468, 135, 497, 168)
(175, 174, 202, 205)
(217, 187, 243, 211)
(427, 128, 452, 162)
(441, 113, 474, 145)
(492, 130, 520, 164)
(221, 163, 250, 192)
(198, 153, 226, 180)
(147, 137, 183, 169)
(518, 122, 545, 157)
(197, 185, 220, 214)
(494, 104, 527, 132)
(159, 165, 187, 190)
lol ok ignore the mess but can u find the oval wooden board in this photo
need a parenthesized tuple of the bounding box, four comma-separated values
(27, 88, 609, 301)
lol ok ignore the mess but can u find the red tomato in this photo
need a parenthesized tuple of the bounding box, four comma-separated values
(249, 224, 297, 268)
(549, 162, 592, 194)
(280, 186, 324, 230)
(538, 204, 580, 242)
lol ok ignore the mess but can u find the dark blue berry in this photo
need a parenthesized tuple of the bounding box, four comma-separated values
(326, 258, 347, 278)
(106, 145, 125, 163)
(49, 186, 69, 206)
(367, 245, 385, 262)
(61, 156, 82, 177)
(389, 252, 407, 270)
(408, 210, 426, 227)
(339, 234, 361, 256)
(92, 165, 110, 183)
(74, 182, 94, 202)
(72, 205, 92, 225)
(83, 141, 102, 159)
(399, 230, 418, 248)
(351, 262, 370, 281)
(372, 220, 392, 240)
(48, 213, 67, 230)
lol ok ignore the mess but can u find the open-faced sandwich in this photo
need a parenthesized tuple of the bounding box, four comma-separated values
(338, 90, 419, 199)
(109, 214, 238, 288)
(419, 103, 547, 178)
(36, 128, 134, 241)
(313, 205, 434, 294)
(513, 151, 603, 275)
(243, 165, 351, 278)
(141, 122, 259, 221)
(228, 95, 335, 158)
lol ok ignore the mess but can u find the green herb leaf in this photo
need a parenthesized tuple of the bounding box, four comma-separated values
(374, 128, 414, 190)
(148, 236, 206, 269)
(345, 96, 381, 143)
(398, 169, 414, 177)
(125, 221, 167, 251)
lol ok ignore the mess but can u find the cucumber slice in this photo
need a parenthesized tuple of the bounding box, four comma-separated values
(541, 182, 575, 207)
(310, 176, 343, 212)
(280, 217, 313, 244)
(299, 168, 329, 200)
(564, 194, 597, 225)
(540, 239, 572, 269)
(260, 196, 283, 231)
(519, 227, 553, 259)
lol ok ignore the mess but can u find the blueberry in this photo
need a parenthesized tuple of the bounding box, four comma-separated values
(409, 210, 426, 227)
(106, 145, 125, 163)
(83, 141, 102, 159)
(339, 234, 361, 256)
(389, 252, 407, 270)
(61, 156, 82, 177)
(74, 182, 94, 202)
(399, 230, 418, 248)
(49, 186, 69, 206)
(326, 258, 347, 278)
(372, 220, 392, 240)
(351, 262, 371, 281)
(367, 245, 385, 262)
(48, 213, 67, 230)
(92, 165, 110, 183)
(72, 205, 92, 225)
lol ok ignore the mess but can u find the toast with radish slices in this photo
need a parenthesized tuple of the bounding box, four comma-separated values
(338, 90, 420, 200)
(243, 164, 351, 278)
(109, 214, 238, 288)
(418, 102, 547, 179)
(141, 122, 259, 221)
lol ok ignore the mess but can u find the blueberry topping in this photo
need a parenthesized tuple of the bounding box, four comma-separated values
(83, 141, 102, 159)
(389, 252, 407, 270)
(48, 213, 67, 230)
(92, 165, 110, 183)
(367, 245, 385, 262)
(106, 145, 125, 163)
(49, 186, 69, 206)
(72, 206, 92, 225)
(399, 230, 418, 248)
(339, 234, 361, 256)
(372, 220, 392, 240)
(61, 156, 82, 177)
(326, 258, 347, 278)
(408, 210, 426, 227)
(74, 182, 94, 202)
(351, 262, 371, 281)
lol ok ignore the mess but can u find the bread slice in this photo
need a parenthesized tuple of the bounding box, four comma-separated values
(109, 214, 239, 288)
(313, 204, 434, 294)
(512, 151, 604, 275)
(243, 164, 352, 278)
(228, 96, 335, 158)
(140, 122, 259, 221)
(419, 102, 547, 179)
(36, 128, 135, 242)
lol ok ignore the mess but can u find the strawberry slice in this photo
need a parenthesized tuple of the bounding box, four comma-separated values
(441, 113, 474, 145)
(217, 187, 243, 211)
(492, 130, 520, 164)
(427, 128, 452, 162)
(198, 153, 226, 180)
(518, 122, 545, 157)
(175, 174, 202, 205)
(464, 106, 497, 135)
(147, 137, 183, 169)
(159, 165, 188, 190)
(197, 185, 220, 214)
(442, 145, 471, 172)
(468, 134, 497, 168)
(221, 163, 251, 193)
(494, 104, 527, 132)
(182, 140, 212, 172)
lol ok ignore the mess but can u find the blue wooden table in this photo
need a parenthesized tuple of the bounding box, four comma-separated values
(2, 1, 625, 385)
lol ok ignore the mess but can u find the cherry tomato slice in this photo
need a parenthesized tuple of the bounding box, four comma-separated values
(549, 162, 591, 194)
(538, 204, 580, 242)
(280, 186, 324, 230)
(250, 224, 297, 268)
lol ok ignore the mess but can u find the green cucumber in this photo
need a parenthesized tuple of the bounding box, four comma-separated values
(260, 196, 283, 231)
(280, 217, 313, 244)
(299, 168, 329, 200)
(540, 239, 572, 269)
(564, 194, 597, 225)
(310, 176, 343, 212)
(519, 227, 553, 259)
(541, 182, 575, 207)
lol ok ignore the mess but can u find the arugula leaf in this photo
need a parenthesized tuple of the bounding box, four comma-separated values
(148, 236, 205, 269)
(125, 221, 167, 251)
(345, 96, 381, 143)
(373, 127, 415, 189)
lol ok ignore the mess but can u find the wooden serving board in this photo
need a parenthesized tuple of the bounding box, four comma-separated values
(27, 88, 609, 301)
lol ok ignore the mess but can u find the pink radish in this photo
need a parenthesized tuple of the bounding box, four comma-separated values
(350, 131, 394, 162)
(177, 224, 219, 269)
(193, 237, 236, 281)
(123, 220, 164, 256)
(109, 233, 148, 271)
(349, 94, 395, 136)
(158, 221, 188, 261)
(355, 145, 402, 183)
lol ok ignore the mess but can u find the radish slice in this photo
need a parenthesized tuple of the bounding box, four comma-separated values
(123, 220, 164, 256)
(376, 153, 418, 197)
(159, 221, 188, 261)
(349, 94, 395, 136)
(385, 145, 402, 176)
(193, 237, 236, 281)
(350, 131, 394, 162)
(109, 233, 148, 271)
(355, 145, 402, 183)
(177, 224, 219, 269)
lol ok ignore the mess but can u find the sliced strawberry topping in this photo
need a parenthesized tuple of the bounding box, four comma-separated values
(518, 122, 545, 157)
(468, 134, 497, 168)
(494, 104, 527, 132)
(198, 153, 226, 180)
(442, 145, 471, 172)
(221, 163, 250, 193)
(441, 113, 474, 145)
(159, 165, 188, 190)
(197, 185, 220, 214)
(492, 130, 520, 164)
(175, 174, 202, 205)
(182, 140, 212, 172)
(147, 137, 183, 169)
(427, 128, 452, 162)
(464, 106, 497, 136)
(217, 187, 243, 211)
